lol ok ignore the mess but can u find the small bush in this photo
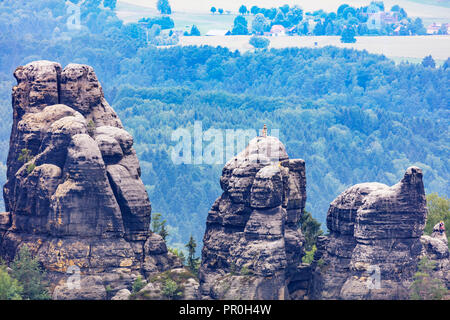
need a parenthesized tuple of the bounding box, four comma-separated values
(302, 244, 317, 265)
(18, 148, 32, 163)
(168, 248, 186, 265)
(162, 278, 183, 299)
(240, 265, 254, 276)
(10, 246, 50, 300)
(26, 163, 36, 174)
(410, 256, 447, 300)
(87, 120, 96, 137)
(132, 276, 146, 293)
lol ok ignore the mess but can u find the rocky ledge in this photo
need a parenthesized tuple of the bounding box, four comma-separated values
(199, 135, 307, 299)
(0, 61, 197, 299)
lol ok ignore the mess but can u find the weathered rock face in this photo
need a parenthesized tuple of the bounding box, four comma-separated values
(0, 61, 182, 299)
(311, 167, 430, 299)
(199, 135, 307, 300)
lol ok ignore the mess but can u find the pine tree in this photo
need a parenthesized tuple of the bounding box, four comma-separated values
(11, 246, 49, 300)
(185, 235, 200, 274)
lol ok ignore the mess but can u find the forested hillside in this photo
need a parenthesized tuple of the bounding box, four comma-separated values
(0, 1, 448, 249)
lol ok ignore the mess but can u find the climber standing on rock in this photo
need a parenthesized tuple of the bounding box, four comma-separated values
(439, 221, 445, 234)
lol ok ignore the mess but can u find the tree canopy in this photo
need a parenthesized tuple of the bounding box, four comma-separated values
(157, 0, 171, 15)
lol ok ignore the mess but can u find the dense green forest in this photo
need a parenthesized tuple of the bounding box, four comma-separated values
(0, 1, 448, 250)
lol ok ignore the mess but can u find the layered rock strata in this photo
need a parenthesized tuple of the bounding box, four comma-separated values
(0, 61, 184, 299)
(199, 135, 307, 299)
(311, 167, 430, 299)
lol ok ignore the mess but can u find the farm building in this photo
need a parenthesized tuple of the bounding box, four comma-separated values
(270, 25, 285, 36)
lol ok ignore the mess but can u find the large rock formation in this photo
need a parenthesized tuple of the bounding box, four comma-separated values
(310, 167, 430, 299)
(0, 61, 185, 299)
(199, 135, 307, 299)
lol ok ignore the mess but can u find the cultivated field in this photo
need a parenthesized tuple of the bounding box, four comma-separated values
(179, 35, 450, 62)
(116, 1, 450, 63)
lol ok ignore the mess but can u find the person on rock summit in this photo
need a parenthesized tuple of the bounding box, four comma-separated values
(262, 124, 267, 138)
(438, 221, 445, 234)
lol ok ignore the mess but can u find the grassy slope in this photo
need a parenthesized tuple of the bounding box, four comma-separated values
(117, 1, 236, 32)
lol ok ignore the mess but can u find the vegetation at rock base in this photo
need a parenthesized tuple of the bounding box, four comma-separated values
(0, 264, 23, 300)
(424, 193, 450, 246)
(0, 246, 50, 300)
(132, 275, 146, 293)
(410, 256, 448, 300)
(340, 26, 357, 43)
(162, 278, 183, 299)
(26, 163, 36, 174)
(249, 36, 270, 49)
(185, 235, 200, 275)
